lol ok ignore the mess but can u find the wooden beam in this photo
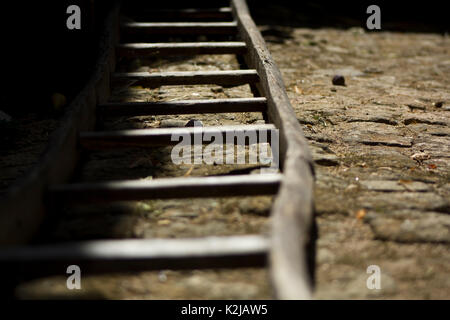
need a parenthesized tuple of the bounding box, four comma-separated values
(121, 22, 238, 35)
(231, 0, 315, 300)
(0, 235, 268, 276)
(79, 124, 276, 149)
(122, 7, 233, 22)
(49, 174, 281, 204)
(100, 97, 267, 116)
(113, 70, 259, 87)
(117, 42, 247, 57)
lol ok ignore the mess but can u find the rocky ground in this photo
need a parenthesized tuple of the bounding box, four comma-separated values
(263, 25, 449, 298)
(5, 6, 450, 299)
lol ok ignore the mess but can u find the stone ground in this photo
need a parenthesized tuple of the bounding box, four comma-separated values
(262, 22, 449, 298)
(3, 7, 449, 299)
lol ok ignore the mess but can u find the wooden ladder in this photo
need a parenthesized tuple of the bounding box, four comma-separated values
(0, 1, 315, 300)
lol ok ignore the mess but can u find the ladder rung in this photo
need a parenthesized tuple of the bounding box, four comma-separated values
(113, 70, 259, 87)
(79, 124, 276, 149)
(0, 235, 268, 275)
(122, 7, 233, 21)
(49, 174, 282, 204)
(100, 97, 267, 116)
(117, 42, 247, 57)
(121, 22, 238, 35)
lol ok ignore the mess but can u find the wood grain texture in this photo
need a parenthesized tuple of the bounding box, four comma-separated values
(49, 174, 281, 204)
(121, 7, 233, 22)
(121, 22, 238, 35)
(231, 0, 315, 300)
(0, 235, 268, 276)
(79, 124, 276, 149)
(117, 42, 247, 57)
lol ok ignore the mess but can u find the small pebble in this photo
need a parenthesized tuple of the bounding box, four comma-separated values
(332, 75, 346, 86)
(433, 101, 443, 108)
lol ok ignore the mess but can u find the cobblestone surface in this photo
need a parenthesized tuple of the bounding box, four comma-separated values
(265, 26, 449, 299)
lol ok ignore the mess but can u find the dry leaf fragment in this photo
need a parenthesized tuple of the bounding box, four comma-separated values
(158, 219, 171, 226)
(356, 209, 366, 220)
(184, 165, 194, 177)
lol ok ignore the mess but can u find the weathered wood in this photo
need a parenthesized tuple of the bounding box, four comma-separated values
(231, 0, 315, 300)
(49, 174, 281, 204)
(121, 22, 238, 35)
(79, 124, 275, 149)
(100, 97, 267, 116)
(0, 235, 268, 276)
(122, 7, 233, 22)
(117, 42, 247, 57)
(0, 1, 316, 302)
(0, 3, 121, 245)
(113, 70, 259, 87)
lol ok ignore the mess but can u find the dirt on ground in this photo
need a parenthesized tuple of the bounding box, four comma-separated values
(4, 7, 450, 300)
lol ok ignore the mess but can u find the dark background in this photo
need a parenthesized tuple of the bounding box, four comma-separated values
(1, 1, 112, 115)
(0, 0, 447, 115)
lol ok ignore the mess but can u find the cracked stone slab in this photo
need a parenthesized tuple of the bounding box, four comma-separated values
(310, 144, 340, 166)
(407, 124, 450, 137)
(365, 210, 450, 243)
(360, 180, 431, 192)
(314, 66, 365, 77)
(344, 133, 413, 147)
(413, 136, 450, 158)
(358, 192, 449, 212)
(303, 131, 335, 143)
(342, 149, 417, 168)
(342, 105, 402, 125)
(313, 153, 340, 166)
(339, 122, 413, 147)
(404, 114, 449, 126)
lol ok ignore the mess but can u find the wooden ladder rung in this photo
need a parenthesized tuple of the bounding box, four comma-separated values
(121, 22, 238, 35)
(100, 97, 267, 116)
(49, 174, 282, 204)
(113, 70, 259, 87)
(79, 124, 276, 149)
(117, 42, 247, 57)
(0, 235, 268, 275)
(122, 7, 233, 21)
